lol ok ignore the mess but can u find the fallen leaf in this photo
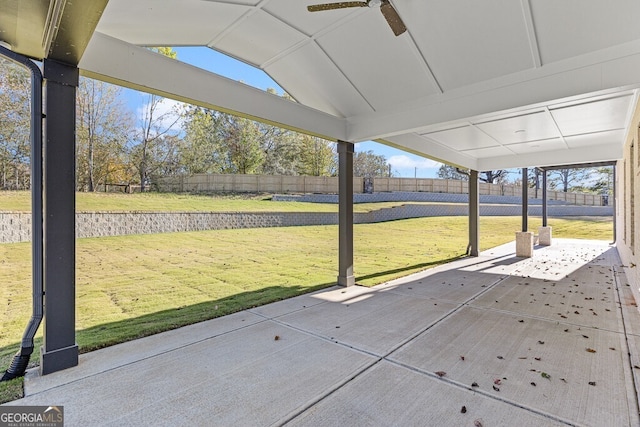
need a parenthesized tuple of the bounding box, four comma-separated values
(586, 348, 597, 353)
(582, 335, 589, 339)
(531, 382, 536, 386)
(560, 378, 568, 383)
(274, 335, 280, 341)
(471, 382, 479, 388)
(497, 356, 504, 360)
(461, 405, 467, 414)
(534, 357, 541, 361)
(588, 381, 596, 386)
(564, 329, 569, 332)
(609, 347, 616, 351)
(541, 372, 551, 380)
(474, 420, 484, 427)
(460, 356, 465, 361)
(435, 371, 446, 377)
(538, 340, 545, 345)
(492, 385, 500, 392)
(494, 379, 502, 385)
(518, 319, 524, 323)
(518, 357, 527, 360)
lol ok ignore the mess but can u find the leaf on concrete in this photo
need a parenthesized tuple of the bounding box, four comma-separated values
(435, 371, 446, 377)
(588, 381, 596, 386)
(471, 382, 479, 388)
(541, 372, 551, 380)
(461, 405, 467, 414)
(492, 385, 500, 392)
(586, 348, 597, 353)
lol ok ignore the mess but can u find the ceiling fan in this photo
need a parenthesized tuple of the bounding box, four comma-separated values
(307, 0, 407, 36)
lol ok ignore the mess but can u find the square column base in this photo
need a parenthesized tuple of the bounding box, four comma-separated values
(516, 231, 534, 258)
(40, 344, 78, 375)
(337, 275, 355, 287)
(538, 226, 552, 246)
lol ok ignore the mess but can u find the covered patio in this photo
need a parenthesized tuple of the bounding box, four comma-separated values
(2, 1, 640, 423)
(5, 239, 640, 426)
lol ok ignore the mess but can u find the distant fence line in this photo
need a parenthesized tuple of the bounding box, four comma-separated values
(156, 174, 605, 206)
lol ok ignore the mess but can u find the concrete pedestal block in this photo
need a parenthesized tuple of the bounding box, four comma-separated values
(516, 231, 534, 258)
(538, 226, 552, 246)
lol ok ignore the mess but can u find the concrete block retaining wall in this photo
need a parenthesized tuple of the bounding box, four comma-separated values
(1, 203, 613, 244)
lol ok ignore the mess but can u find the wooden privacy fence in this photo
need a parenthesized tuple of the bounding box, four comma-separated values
(156, 174, 605, 206)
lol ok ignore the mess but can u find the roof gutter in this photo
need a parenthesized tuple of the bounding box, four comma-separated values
(0, 44, 44, 381)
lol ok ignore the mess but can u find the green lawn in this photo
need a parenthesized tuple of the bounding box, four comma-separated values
(0, 215, 612, 402)
(0, 190, 440, 213)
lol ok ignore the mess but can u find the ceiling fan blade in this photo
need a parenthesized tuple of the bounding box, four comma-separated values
(307, 2, 368, 12)
(380, 0, 407, 36)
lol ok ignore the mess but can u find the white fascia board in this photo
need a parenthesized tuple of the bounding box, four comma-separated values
(476, 143, 623, 171)
(381, 133, 479, 171)
(79, 32, 347, 141)
(348, 41, 640, 142)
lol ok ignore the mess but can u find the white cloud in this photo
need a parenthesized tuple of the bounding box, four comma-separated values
(388, 155, 440, 169)
(136, 97, 187, 132)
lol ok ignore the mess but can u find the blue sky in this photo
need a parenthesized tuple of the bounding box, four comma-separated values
(123, 47, 442, 178)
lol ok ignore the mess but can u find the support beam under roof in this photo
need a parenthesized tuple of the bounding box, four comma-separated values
(79, 32, 347, 143)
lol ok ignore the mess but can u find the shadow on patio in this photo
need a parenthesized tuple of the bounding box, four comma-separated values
(3, 239, 639, 426)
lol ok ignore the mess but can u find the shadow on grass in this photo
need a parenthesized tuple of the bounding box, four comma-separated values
(0, 282, 335, 376)
(355, 255, 465, 283)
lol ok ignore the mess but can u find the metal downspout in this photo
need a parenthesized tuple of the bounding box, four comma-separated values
(0, 45, 44, 381)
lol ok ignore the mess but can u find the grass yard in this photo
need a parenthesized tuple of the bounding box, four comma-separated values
(0, 190, 438, 213)
(0, 215, 612, 402)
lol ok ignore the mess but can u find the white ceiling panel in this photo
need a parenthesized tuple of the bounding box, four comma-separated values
(550, 96, 633, 136)
(316, 9, 439, 111)
(505, 138, 566, 155)
(476, 112, 559, 145)
(421, 126, 498, 151)
(460, 146, 514, 159)
(564, 130, 627, 149)
(264, 42, 373, 118)
(213, 9, 308, 67)
(264, 0, 358, 36)
(399, 0, 533, 91)
(530, 0, 640, 65)
(97, 0, 251, 46)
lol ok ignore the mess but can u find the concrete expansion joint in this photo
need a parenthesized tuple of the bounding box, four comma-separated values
(382, 358, 580, 427)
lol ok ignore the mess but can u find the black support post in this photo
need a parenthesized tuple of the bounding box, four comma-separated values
(522, 168, 528, 232)
(41, 59, 79, 375)
(337, 141, 355, 287)
(468, 170, 479, 257)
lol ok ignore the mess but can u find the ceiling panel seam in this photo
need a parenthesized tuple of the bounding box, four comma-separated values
(259, 9, 364, 69)
(403, 30, 443, 94)
(543, 106, 569, 149)
(468, 122, 511, 152)
(314, 41, 377, 113)
(520, 0, 541, 68)
(206, 1, 265, 49)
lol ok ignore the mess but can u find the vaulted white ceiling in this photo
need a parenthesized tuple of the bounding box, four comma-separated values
(6, 0, 640, 171)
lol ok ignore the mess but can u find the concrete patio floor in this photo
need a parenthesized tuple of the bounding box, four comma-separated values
(4, 239, 640, 426)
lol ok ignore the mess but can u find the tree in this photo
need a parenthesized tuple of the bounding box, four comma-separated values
(131, 94, 184, 191)
(0, 57, 31, 190)
(353, 150, 389, 177)
(297, 135, 335, 176)
(550, 168, 590, 192)
(180, 106, 227, 174)
(222, 116, 263, 174)
(130, 47, 184, 191)
(437, 164, 468, 180)
(479, 170, 509, 184)
(76, 78, 133, 191)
